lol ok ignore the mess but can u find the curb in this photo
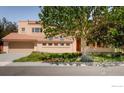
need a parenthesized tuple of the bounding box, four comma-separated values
(1, 62, 124, 67)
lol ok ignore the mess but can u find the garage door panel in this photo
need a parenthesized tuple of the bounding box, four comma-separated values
(9, 49, 33, 53)
(9, 42, 34, 53)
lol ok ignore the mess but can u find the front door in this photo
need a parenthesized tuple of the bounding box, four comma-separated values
(76, 38, 81, 52)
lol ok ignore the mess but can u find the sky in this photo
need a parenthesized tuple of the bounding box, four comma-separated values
(0, 6, 41, 23)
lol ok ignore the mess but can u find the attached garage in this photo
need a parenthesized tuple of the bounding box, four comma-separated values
(8, 42, 34, 53)
(2, 33, 37, 53)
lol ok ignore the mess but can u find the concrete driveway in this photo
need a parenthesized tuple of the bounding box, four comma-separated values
(0, 53, 30, 62)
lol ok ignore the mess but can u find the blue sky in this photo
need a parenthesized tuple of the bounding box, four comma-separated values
(0, 6, 41, 23)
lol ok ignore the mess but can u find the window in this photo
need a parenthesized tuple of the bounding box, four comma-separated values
(60, 36, 64, 40)
(48, 43, 52, 46)
(48, 37, 53, 40)
(93, 43, 95, 47)
(54, 43, 58, 46)
(60, 43, 64, 46)
(22, 28, 25, 31)
(86, 42, 89, 46)
(97, 42, 101, 47)
(66, 43, 70, 46)
(55, 37, 58, 39)
(42, 43, 47, 46)
(32, 28, 41, 32)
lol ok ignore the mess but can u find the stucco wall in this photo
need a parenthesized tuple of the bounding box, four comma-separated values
(3, 40, 76, 53)
(17, 21, 77, 53)
(84, 47, 115, 53)
(36, 40, 76, 53)
(92, 48, 115, 52)
(3, 42, 8, 53)
(18, 21, 45, 38)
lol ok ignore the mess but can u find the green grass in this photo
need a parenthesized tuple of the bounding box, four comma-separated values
(13, 52, 124, 62)
(91, 54, 124, 62)
(13, 52, 82, 62)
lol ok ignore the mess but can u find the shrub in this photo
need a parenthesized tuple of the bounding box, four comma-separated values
(81, 54, 93, 62)
(14, 52, 81, 62)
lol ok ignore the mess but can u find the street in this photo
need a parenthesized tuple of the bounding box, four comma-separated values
(0, 66, 124, 76)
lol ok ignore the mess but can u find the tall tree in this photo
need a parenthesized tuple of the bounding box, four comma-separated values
(39, 6, 124, 49)
(88, 6, 124, 48)
(39, 6, 94, 51)
(109, 6, 124, 47)
(0, 17, 17, 43)
(86, 6, 112, 47)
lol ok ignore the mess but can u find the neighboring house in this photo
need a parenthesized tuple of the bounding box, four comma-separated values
(2, 20, 114, 53)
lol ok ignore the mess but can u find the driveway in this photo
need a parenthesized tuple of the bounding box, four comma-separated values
(0, 53, 30, 62)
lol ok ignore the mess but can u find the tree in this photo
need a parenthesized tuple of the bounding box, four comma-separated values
(39, 6, 94, 51)
(109, 6, 124, 47)
(86, 6, 113, 47)
(39, 6, 124, 50)
(0, 17, 17, 43)
(88, 6, 124, 48)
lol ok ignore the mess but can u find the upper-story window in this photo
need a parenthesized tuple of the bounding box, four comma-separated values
(22, 28, 25, 32)
(32, 28, 41, 33)
(55, 36, 59, 39)
(60, 36, 64, 40)
(48, 37, 53, 40)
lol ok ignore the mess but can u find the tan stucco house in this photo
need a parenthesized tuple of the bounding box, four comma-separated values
(2, 20, 114, 53)
(2, 20, 78, 53)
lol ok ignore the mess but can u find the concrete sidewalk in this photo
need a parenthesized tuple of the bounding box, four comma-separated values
(0, 53, 30, 62)
(1, 62, 85, 67)
(2, 62, 124, 67)
(1, 62, 124, 67)
(0, 62, 12, 66)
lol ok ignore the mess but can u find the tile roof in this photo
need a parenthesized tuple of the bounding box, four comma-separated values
(2, 33, 37, 41)
(2, 33, 73, 43)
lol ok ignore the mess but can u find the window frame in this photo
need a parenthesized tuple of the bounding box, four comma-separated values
(22, 28, 25, 32)
(54, 43, 58, 46)
(60, 43, 64, 46)
(32, 27, 41, 33)
(66, 43, 70, 46)
(55, 37, 59, 39)
(60, 36, 64, 40)
(48, 43, 53, 46)
(48, 37, 53, 40)
(42, 43, 47, 46)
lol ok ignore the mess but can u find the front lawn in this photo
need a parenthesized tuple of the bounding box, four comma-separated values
(13, 52, 82, 62)
(13, 52, 124, 62)
(91, 52, 124, 62)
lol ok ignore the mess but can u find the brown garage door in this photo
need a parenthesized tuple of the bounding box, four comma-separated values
(9, 42, 34, 53)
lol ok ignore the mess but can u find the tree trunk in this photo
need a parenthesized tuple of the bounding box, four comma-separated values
(81, 38, 87, 53)
(80, 38, 93, 62)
